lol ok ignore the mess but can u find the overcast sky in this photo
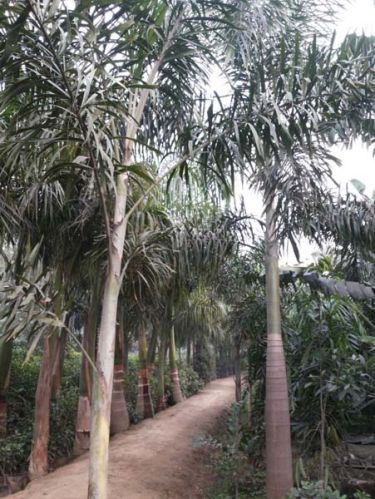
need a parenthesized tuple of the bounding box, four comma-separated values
(333, 0, 375, 198)
(293, 0, 375, 263)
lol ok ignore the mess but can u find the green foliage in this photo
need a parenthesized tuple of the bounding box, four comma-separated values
(193, 337, 217, 382)
(207, 401, 266, 499)
(49, 384, 79, 462)
(285, 481, 346, 499)
(0, 347, 79, 475)
(177, 364, 204, 398)
(284, 288, 375, 448)
(353, 492, 371, 499)
(0, 434, 31, 475)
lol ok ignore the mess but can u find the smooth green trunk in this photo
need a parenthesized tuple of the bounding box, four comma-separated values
(88, 271, 121, 499)
(51, 329, 66, 398)
(264, 203, 293, 499)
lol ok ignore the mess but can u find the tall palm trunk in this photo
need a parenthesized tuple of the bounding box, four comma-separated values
(29, 267, 65, 479)
(0, 337, 13, 436)
(110, 306, 130, 434)
(88, 166, 130, 498)
(29, 336, 53, 479)
(234, 337, 241, 403)
(74, 292, 98, 455)
(169, 323, 183, 404)
(124, 325, 129, 372)
(264, 203, 293, 499)
(87, 15, 185, 498)
(147, 325, 158, 367)
(136, 322, 154, 420)
(156, 331, 167, 412)
(51, 329, 66, 398)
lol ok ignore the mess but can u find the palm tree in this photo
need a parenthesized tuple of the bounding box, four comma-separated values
(201, 13, 375, 498)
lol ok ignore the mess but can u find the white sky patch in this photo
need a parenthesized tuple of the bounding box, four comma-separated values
(336, 0, 375, 43)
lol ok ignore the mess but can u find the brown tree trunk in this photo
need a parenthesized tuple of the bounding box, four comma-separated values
(29, 336, 52, 479)
(147, 324, 158, 367)
(0, 337, 13, 437)
(124, 325, 129, 372)
(74, 277, 102, 455)
(74, 319, 94, 455)
(265, 204, 293, 499)
(136, 323, 154, 420)
(156, 332, 167, 412)
(110, 364, 130, 433)
(110, 315, 130, 434)
(51, 330, 66, 398)
(170, 323, 183, 404)
(234, 339, 241, 403)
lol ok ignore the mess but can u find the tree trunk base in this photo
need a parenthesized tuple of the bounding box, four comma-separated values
(170, 368, 184, 404)
(73, 395, 91, 455)
(136, 369, 154, 420)
(156, 396, 167, 412)
(110, 365, 130, 435)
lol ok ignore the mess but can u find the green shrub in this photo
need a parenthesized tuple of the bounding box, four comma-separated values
(177, 363, 204, 398)
(0, 434, 32, 475)
(0, 346, 80, 474)
(207, 402, 266, 499)
(285, 482, 346, 499)
(49, 384, 79, 462)
(353, 492, 371, 499)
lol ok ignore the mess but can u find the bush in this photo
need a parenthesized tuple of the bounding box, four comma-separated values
(49, 384, 79, 462)
(0, 346, 80, 475)
(177, 363, 204, 398)
(0, 434, 32, 475)
(285, 482, 346, 499)
(207, 402, 266, 499)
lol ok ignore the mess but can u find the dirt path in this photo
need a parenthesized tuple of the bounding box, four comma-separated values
(15, 377, 234, 499)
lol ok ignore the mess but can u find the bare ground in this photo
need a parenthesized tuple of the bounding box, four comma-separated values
(15, 377, 234, 499)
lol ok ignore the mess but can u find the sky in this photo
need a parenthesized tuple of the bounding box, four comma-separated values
(333, 0, 375, 198)
(289, 0, 375, 264)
